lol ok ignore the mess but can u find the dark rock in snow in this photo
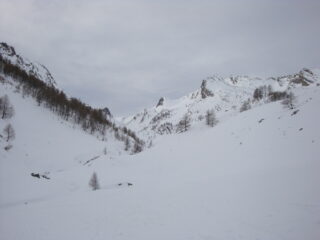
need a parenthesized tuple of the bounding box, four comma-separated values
(118, 182, 133, 187)
(200, 80, 214, 99)
(31, 172, 50, 179)
(31, 173, 40, 178)
(291, 110, 299, 116)
(41, 174, 50, 180)
(102, 107, 112, 118)
(156, 97, 164, 107)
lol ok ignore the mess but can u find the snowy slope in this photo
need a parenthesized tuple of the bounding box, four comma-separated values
(0, 42, 56, 86)
(120, 68, 319, 143)
(0, 80, 127, 206)
(1, 76, 320, 239)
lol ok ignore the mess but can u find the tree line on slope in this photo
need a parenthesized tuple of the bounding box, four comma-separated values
(0, 55, 144, 153)
(240, 85, 297, 113)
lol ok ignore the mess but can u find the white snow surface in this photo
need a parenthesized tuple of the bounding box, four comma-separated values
(1, 72, 320, 239)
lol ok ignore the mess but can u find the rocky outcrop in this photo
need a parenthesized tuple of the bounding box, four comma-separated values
(0, 42, 56, 87)
(156, 97, 164, 107)
(200, 80, 214, 99)
(101, 107, 112, 119)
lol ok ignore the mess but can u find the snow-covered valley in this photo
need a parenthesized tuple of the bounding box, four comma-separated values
(1, 67, 320, 239)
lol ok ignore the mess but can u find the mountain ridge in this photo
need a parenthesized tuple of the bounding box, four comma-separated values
(119, 68, 319, 142)
(0, 42, 56, 87)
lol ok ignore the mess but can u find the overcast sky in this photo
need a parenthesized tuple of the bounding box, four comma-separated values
(1, 0, 319, 115)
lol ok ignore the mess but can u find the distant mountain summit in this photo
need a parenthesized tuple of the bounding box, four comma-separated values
(0, 42, 56, 87)
(120, 68, 319, 141)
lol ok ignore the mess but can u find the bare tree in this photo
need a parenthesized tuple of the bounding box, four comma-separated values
(253, 85, 268, 101)
(148, 140, 153, 148)
(0, 95, 14, 119)
(89, 172, 100, 190)
(282, 92, 296, 109)
(3, 124, 15, 142)
(124, 137, 130, 151)
(103, 147, 107, 155)
(240, 99, 251, 112)
(176, 114, 191, 133)
(132, 140, 143, 154)
(205, 109, 218, 127)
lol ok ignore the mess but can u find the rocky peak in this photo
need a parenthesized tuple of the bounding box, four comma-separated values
(300, 68, 314, 76)
(200, 80, 214, 99)
(156, 97, 165, 107)
(0, 42, 56, 87)
(276, 68, 317, 87)
(0, 42, 16, 56)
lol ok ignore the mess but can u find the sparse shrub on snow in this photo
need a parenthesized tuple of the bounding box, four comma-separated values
(0, 95, 14, 119)
(150, 110, 171, 124)
(240, 99, 251, 112)
(3, 123, 15, 142)
(268, 91, 288, 102)
(103, 147, 107, 155)
(132, 140, 144, 154)
(89, 172, 100, 191)
(176, 114, 191, 133)
(282, 92, 296, 109)
(253, 87, 263, 101)
(205, 109, 218, 127)
(124, 137, 131, 151)
(253, 85, 268, 101)
(157, 122, 173, 135)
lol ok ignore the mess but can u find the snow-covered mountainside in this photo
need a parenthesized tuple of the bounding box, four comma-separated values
(120, 68, 319, 143)
(0, 43, 144, 211)
(0, 43, 144, 155)
(0, 42, 56, 87)
(1, 73, 320, 239)
(0, 81, 121, 200)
